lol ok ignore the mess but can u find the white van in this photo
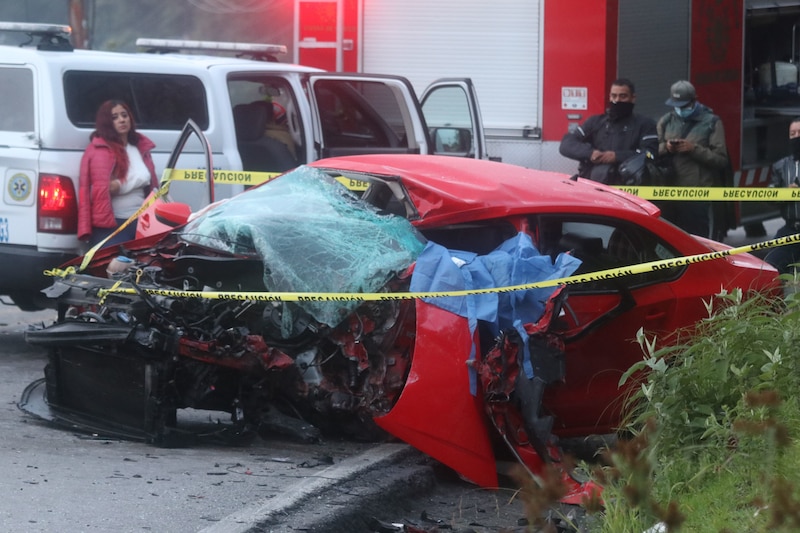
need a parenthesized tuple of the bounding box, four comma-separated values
(0, 22, 485, 310)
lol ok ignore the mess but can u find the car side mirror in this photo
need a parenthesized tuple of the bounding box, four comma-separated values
(431, 127, 472, 156)
(154, 202, 192, 227)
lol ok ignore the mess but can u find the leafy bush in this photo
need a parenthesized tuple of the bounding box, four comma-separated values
(591, 287, 800, 532)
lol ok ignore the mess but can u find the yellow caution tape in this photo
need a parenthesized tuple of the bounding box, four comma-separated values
(334, 176, 369, 191)
(160, 169, 368, 190)
(77, 180, 172, 272)
(89, 232, 798, 302)
(615, 185, 800, 201)
(163, 169, 800, 200)
(59, 163, 797, 293)
(162, 169, 280, 185)
(70, 168, 366, 275)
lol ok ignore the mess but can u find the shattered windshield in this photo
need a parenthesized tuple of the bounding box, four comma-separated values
(180, 166, 426, 328)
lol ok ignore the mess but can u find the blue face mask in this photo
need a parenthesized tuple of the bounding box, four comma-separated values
(674, 104, 695, 118)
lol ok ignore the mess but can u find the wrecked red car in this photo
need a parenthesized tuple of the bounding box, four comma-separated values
(22, 152, 779, 496)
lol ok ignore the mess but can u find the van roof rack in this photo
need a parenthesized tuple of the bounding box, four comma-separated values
(136, 38, 287, 62)
(0, 22, 73, 51)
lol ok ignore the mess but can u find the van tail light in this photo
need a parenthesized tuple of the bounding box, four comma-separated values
(38, 174, 78, 234)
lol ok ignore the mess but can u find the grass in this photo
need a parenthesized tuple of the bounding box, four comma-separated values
(516, 280, 800, 532)
(591, 282, 800, 532)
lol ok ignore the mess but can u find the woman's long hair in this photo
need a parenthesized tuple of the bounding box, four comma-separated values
(90, 99, 141, 181)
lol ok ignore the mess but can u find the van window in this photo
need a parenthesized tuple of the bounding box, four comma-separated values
(227, 75, 305, 167)
(0, 68, 34, 132)
(63, 71, 208, 130)
(314, 80, 409, 152)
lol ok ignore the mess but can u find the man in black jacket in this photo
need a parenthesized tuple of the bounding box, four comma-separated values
(765, 117, 800, 274)
(559, 78, 658, 184)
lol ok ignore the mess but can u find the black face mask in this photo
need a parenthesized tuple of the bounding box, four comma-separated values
(791, 137, 800, 160)
(607, 101, 634, 121)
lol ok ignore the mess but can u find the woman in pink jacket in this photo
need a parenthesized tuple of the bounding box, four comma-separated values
(78, 99, 157, 247)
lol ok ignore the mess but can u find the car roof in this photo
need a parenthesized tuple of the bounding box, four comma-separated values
(309, 154, 660, 226)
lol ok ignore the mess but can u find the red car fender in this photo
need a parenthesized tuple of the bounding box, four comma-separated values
(374, 300, 499, 488)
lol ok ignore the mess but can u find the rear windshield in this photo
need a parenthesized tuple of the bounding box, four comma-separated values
(64, 71, 209, 130)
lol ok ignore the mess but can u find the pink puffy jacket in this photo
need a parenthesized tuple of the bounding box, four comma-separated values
(77, 135, 157, 241)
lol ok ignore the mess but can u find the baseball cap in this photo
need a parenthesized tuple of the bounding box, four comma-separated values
(665, 80, 696, 106)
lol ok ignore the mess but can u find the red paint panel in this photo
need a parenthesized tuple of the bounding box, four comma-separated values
(297, 0, 360, 71)
(542, 0, 617, 141)
(374, 300, 498, 488)
(311, 154, 659, 230)
(342, 0, 359, 71)
(691, 0, 744, 170)
(298, 1, 337, 70)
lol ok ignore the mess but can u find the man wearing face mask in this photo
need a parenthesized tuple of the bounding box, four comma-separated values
(559, 78, 658, 184)
(764, 117, 800, 274)
(657, 80, 729, 238)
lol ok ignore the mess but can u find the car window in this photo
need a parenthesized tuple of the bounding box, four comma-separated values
(64, 71, 209, 130)
(422, 85, 473, 130)
(420, 221, 519, 256)
(0, 67, 34, 132)
(532, 216, 683, 291)
(227, 75, 305, 166)
(313, 79, 407, 152)
(422, 85, 475, 156)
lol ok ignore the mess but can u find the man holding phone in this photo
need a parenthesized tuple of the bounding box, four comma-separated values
(765, 117, 800, 274)
(656, 80, 729, 238)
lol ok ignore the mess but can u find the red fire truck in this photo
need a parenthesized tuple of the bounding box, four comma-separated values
(295, 0, 800, 232)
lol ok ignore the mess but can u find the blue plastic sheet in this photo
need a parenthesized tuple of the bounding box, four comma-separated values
(410, 232, 582, 389)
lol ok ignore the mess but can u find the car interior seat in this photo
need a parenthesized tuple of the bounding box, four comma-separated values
(557, 232, 607, 274)
(558, 233, 603, 258)
(607, 229, 641, 266)
(233, 102, 297, 173)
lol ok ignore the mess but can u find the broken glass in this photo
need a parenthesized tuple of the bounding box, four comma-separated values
(180, 166, 425, 331)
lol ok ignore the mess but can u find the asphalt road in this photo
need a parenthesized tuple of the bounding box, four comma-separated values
(0, 304, 555, 533)
(0, 306, 435, 533)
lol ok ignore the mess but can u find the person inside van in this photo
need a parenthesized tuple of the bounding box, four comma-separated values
(78, 99, 158, 247)
(263, 100, 297, 160)
(232, 101, 297, 173)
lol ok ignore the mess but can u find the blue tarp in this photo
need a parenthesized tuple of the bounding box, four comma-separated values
(409, 233, 581, 389)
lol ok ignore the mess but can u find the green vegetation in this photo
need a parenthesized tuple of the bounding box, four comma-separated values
(592, 283, 800, 532)
(511, 282, 800, 532)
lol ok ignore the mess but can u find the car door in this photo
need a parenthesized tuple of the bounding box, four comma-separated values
(531, 215, 683, 437)
(135, 119, 214, 239)
(420, 78, 487, 159)
(307, 73, 431, 159)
